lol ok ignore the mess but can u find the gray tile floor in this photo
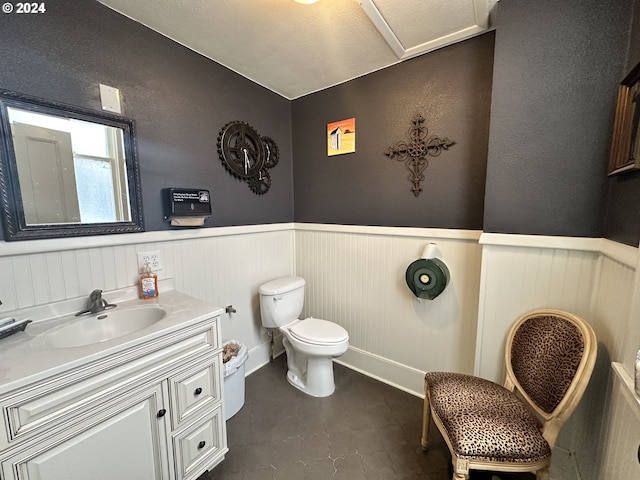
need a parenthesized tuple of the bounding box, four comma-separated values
(202, 356, 535, 480)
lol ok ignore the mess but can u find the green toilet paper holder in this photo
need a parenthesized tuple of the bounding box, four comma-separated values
(405, 244, 450, 300)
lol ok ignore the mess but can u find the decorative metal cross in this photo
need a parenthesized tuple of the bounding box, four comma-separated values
(384, 113, 455, 197)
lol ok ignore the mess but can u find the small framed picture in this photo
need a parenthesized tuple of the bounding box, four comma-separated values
(327, 118, 355, 156)
(608, 60, 640, 175)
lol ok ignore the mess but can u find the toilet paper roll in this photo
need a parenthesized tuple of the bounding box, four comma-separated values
(405, 258, 450, 300)
(421, 242, 440, 260)
(170, 216, 206, 227)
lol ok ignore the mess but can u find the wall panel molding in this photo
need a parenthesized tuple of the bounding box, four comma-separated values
(2, 224, 638, 404)
(295, 225, 484, 395)
(477, 233, 638, 479)
(0, 227, 296, 373)
(0, 223, 296, 257)
(480, 233, 637, 267)
(297, 223, 482, 240)
(479, 232, 601, 250)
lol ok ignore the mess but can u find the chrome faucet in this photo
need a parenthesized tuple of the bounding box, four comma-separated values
(75, 289, 117, 316)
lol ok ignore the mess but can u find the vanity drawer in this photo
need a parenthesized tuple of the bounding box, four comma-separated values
(168, 352, 222, 429)
(173, 406, 226, 480)
(1, 319, 219, 448)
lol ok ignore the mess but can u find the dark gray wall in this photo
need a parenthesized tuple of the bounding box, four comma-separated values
(0, 0, 293, 240)
(291, 33, 494, 229)
(484, 0, 634, 239)
(604, 0, 640, 247)
(3, 0, 637, 244)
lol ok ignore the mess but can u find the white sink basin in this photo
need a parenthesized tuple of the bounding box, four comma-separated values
(36, 305, 171, 348)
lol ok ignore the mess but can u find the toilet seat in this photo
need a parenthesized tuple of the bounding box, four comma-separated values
(288, 318, 348, 346)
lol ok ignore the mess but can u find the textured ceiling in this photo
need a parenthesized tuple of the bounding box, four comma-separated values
(97, 0, 498, 99)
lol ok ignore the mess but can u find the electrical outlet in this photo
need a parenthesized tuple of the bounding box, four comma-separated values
(137, 250, 162, 272)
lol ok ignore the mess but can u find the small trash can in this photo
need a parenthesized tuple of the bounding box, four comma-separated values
(222, 340, 248, 421)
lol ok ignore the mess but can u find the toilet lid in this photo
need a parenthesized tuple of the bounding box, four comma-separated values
(288, 318, 348, 345)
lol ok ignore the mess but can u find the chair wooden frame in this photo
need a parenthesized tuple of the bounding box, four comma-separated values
(421, 309, 597, 480)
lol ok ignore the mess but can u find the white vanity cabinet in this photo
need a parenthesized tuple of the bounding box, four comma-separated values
(5, 384, 170, 480)
(0, 311, 227, 480)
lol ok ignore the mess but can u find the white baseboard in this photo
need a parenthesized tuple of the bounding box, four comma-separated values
(244, 342, 425, 399)
(244, 337, 285, 376)
(335, 346, 425, 398)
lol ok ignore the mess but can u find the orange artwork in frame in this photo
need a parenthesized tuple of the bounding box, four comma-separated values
(327, 118, 355, 156)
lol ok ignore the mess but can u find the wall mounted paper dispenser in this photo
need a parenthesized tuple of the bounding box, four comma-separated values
(405, 243, 450, 300)
(163, 188, 211, 226)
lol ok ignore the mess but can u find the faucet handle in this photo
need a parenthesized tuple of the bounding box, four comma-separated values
(89, 289, 103, 301)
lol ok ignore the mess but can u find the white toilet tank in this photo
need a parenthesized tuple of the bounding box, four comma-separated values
(259, 276, 305, 328)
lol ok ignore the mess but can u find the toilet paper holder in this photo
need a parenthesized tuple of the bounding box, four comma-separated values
(405, 243, 450, 301)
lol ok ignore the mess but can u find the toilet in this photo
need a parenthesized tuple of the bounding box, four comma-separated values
(259, 276, 349, 397)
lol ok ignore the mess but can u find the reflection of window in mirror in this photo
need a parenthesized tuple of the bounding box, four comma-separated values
(7, 107, 131, 225)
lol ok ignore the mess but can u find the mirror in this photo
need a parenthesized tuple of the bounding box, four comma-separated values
(0, 90, 144, 241)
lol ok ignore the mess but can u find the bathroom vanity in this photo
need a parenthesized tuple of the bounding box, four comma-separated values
(0, 284, 227, 480)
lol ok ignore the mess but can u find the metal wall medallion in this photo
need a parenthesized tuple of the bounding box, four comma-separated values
(217, 121, 279, 195)
(384, 113, 455, 197)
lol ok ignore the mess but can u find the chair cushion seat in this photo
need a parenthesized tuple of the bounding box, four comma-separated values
(425, 372, 551, 464)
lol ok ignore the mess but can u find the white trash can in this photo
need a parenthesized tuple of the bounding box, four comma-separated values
(222, 340, 248, 421)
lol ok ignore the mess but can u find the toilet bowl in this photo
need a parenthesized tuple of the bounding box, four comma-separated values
(259, 277, 349, 397)
(280, 318, 349, 397)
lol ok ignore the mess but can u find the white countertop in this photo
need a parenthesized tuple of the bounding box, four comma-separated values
(0, 281, 224, 391)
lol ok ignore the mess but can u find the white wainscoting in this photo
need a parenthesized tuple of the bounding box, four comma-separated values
(0, 223, 482, 396)
(0, 224, 296, 374)
(294, 224, 483, 396)
(578, 242, 640, 480)
(475, 234, 609, 381)
(477, 233, 639, 480)
(599, 365, 640, 480)
(571, 252, 637, 480)
(3, 222, 640, 480)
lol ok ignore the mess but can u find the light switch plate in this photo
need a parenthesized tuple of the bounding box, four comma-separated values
(99, 84, 121, 113)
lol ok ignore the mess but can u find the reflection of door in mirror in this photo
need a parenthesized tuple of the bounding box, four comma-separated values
(8, 107, 131, 225)
(12, 123, 80, 225)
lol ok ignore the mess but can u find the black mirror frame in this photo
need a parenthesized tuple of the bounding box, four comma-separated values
(0, 90, 144, 241)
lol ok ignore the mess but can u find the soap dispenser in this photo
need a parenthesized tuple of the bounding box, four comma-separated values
(139, 262, 158, 300)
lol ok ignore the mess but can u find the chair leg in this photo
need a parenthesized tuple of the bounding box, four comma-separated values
(421, 393, 431, 450)
(452, 458, 470, 479)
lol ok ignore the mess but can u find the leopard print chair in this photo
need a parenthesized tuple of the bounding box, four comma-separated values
(421, 309, 597, 480)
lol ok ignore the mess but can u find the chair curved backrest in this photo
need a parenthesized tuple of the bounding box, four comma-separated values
(504, 309, 597, 447)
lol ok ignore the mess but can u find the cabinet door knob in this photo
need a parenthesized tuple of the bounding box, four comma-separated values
(198, 441, 206, 449)
(194, 387, 203, 395)
(157, 409, 167, 418)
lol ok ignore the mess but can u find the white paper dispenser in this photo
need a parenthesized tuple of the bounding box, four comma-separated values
(163, 188, 211, 226)
(405, 243, 450, 300)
